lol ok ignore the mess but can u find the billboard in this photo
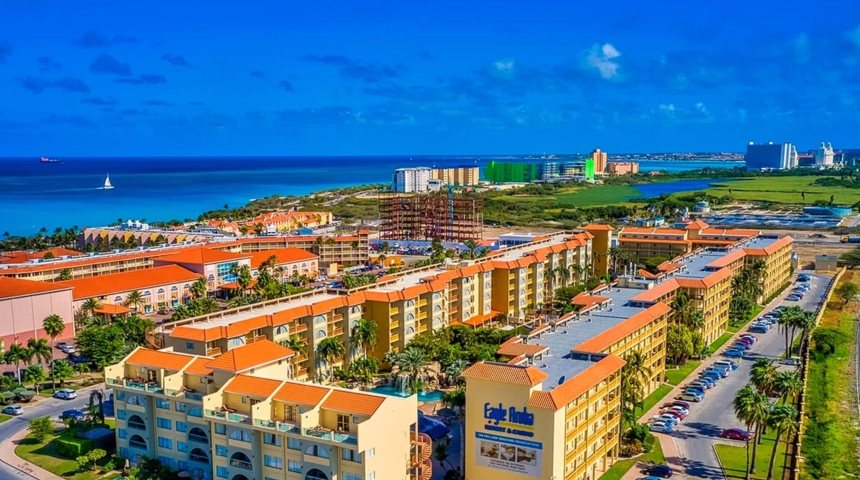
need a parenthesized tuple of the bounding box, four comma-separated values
(475, 431, 542, 477)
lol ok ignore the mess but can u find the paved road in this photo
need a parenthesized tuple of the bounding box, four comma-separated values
(0, 385, 106, 479)
(668, 274, 831, 479)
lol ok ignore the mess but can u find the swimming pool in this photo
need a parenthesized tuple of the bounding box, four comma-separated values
(370, 385, 444, 402)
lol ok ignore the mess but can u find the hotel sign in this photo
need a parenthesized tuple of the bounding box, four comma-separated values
(483, 402, 535, 438)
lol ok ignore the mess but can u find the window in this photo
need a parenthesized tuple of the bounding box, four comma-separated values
(215, 445, 228, 457)
(158, 456, 175, 470)
(156, 417, 171, 429)
(188, 427, 209, 444)
(274, 325, 289, 336)
(264, 455, 283, 469)
(187, 406, 203, 417)
(284, 405, 297, 422)
(227, 337, 246, 349)
(229, 429, 252, 442)
(118, 428, 127, 439)
(306, 469, 329, 480)
(117, 410, 126, 420)
(263, 433, 281, 446)
(127, 415, 146, 431)
(287, 437, 301, 450)
(305, 444, 330, 458)
(157, 437, 172, 449)
(129, 435, 147, 450)
(230, 452, 252, 470)
(216, 466, 228, 478)
(116, 391, 126, 401)
(288, 460, 302, 473)
(368, 472, 376, 480)
(337, 414, 350, 432)
(185, 342, 195, 350)
(175, 402, 187, 413)
(367, 447, 375, 458)
(177, 441, 187, 453)
(214, 423, 226, 435)
(343, 473, 362, 480)
(342, 448, 361, 463)
(313, 315, 327, 325)
(156, 398, 170, 409)
(175, 421, 187, 433)
(315, 329, 326, 339)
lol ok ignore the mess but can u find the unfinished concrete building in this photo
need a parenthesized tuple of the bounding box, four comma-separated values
(379, 192, 483, 241)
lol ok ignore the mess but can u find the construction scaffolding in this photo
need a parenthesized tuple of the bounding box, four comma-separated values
(379, 190, 483, 241)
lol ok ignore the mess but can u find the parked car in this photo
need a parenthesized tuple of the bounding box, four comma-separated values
(749, 325, 768, 334)
(662, 409, 687, 420)
(721, 428, 753, 441)
(636, 477, 662, 480)
(53, 389, 77, 400)
(651, 414, 680, 425)
(737, 337, 754, 346)
(60, 345, 77, 354)
(56, 341, 69, 349)
(2, 405, 23, 416)
(649, 421, 674, 433)
(714, 360, 739, 371)
(732, 342, 752, 351)
(60, 409, 86, 421)
(786, 295, 802, 302)
(739, 334, 757, 343)
(680, 392, 703, 402)
(780, 357, 801, 366)
(669, 401, 690, 410)
(643, 464, 674, 478)
(797, 274, 810, 282)
(663, 405, 690, 416)
(724, 348, 745, 358)
(704, 366, 730, 378)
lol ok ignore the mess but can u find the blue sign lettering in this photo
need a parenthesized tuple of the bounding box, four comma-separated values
(483, 403, 535, 427)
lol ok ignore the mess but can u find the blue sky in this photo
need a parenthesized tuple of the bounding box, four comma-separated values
(0, 0, 858, 155)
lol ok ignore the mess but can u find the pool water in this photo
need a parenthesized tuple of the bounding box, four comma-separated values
(370, 385, 444, 402)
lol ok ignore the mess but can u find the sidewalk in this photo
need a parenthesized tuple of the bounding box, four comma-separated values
(0, 427, 63, 480)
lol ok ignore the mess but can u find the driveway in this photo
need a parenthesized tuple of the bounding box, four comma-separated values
(657, 274, 830, 479)
(0, 384, 107, 479)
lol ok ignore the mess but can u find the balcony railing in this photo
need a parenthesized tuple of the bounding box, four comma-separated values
(229, 459, 253, 470)
(205, 409, 250, 424)
(108, 377, 164, 393)
(303, 427, 357, 445)
(206, 347, 223, 356)
(254, 418, 301, 434)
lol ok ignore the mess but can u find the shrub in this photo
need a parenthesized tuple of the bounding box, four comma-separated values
(27, 417, 54, 442)
(56, 436, 95, 458)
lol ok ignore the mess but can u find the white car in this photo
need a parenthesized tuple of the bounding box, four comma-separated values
(651, 414, 680, 425)
(2, 405, 23, 416)
(53, 389, 77, 400)
(664, 406, 690, 416)
(60, 345, 77, 354)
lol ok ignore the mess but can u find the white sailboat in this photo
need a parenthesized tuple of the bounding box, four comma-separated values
(103, 174, 114, 190)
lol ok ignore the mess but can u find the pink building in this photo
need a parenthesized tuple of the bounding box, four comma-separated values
(0, 277, 75, 348)
(152, 247, 251, 292)
(607, 162, 640, 175)
(249, 248, 320, 281)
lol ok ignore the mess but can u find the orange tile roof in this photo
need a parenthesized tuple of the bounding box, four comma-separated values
(321, 389, 386, 416)
(154, 247, 249, 266)
(205, 339, 294, 372)
(0, 247, 83, 264)
(617, 237, 690, 245)
(463, 362, 548, 386)
(527, 355, 625, 410)
(574, 302, 671, 352)
(224, 374, 283, 398)
(274, 381, 331, 406)
(0, 277, 72, 299)
(743, 236, 793, 256)
(676, 267, 733, 289)
(706, 249, 746, 269)
(126, 349, 196, 371)
(55, 264, 202, 300)
(583, 224, 613, 231)
(94, 304, 131, 315)
(684, 220, 710, 230)
(169, 325, 224, 342)
(637, 268, 659, 279)
(249, 248, 318, 269)
(462, 310, 502, 327)
(0, 244, 206, 275)
(657, 261, 679, 272)
(497, 341, 549, 358)
(571, 292, 610, 308)
(184, 357, 214, 376)
(630, 278, 680, 303)
(620, 227, 686, 236)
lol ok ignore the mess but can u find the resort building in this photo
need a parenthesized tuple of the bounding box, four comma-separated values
(56, 265, 203, 315)
(590, 148, 608, 175)
(0, 247, 83, 265)
(606, 162, 639, 176)
(462, 233, 793, 480)
(0, 277, 75, 347)
(249, 248, 320, 281)
(105, 342, 427, 480)
(616, 220, 760, 262)
(393, 167, 433, 193)
(431, 166, 480, 187)
(153, 248, 252, 293)
(244, 211, 334, 235)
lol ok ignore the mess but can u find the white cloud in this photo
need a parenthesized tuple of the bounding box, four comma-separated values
(491, 58, 516, 78)
(584, 42, 622, 80)
(848, 24, 860, 49)
(658, 103, 676, 112)
(695, 102, 709, 115)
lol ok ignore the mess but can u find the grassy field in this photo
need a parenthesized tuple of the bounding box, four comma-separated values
(715, 428, 788, 479)
(800, 271, 860, 479)
(16, 419, 118, 480)
(599, 434, 666, 480)
(689, 176, 860, 206)
(665, 360, 701, 386)
(728, 305, 764, 333)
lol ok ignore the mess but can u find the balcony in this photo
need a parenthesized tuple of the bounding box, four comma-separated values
(327, 327, 344, 337)
(303, 426, 357, 445)
(254, 418, 301, 434)
(206, 347, 223, 357)
(245, 335, 267, 344)
(229, 458, 253, 470)
(110, 377, 165, 394)
(293, 324, 308, 334)
(389, 320, 400, 329)
(205, 409, 250, 424)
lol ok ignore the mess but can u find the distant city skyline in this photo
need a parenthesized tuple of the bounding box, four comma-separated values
(0, 0, 858, 156)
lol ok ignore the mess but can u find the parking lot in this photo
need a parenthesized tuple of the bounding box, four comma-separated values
(644, 273, 830, 479)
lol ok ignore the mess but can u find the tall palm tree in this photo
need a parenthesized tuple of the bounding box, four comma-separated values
(42, 314, 65, 351)
(124, 290, 146, 313)
(230, 264, 253, 296)
(23, 364, 46, 394)
(734, 385, 766, 479)
(26, 338, 52, 368)
(195, 297, 219, 314)
(316, 337, 345, 382)
(620, 351, 653, 419)
(190, 277, 208, 300)
(750, 358, 778, 395)
(461, 239, 479, 260)
(80, 298, 101, 318)
(279, 335, 306, 356)
(773, 370, 803, 405)
(777, 306, 804, 357)
(765, 405, 798, 480)
(393, 348, 432, 394)
(351, 318, 378, 360)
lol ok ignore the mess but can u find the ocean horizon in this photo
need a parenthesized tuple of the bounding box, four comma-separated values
(0, 156, 743, 236)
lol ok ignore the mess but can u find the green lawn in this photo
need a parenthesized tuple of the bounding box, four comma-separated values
(665, 360, 701, 386)
(715, 429, 788, 480)
(554, 185, 642, 207)
(728, 305, 764, 333)
(600, 433, 666, 480)
(0, 413, 10, 424)
(708, 332, 734, 353)
(15, 422, 117, 480)
(685, 176, 860, 206)
(38, 384, 83, 397)
(636, 384, 673, 417)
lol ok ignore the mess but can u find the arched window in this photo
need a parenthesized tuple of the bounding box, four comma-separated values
(350, 306, 361, 314)
(433, 292, 441, 300)
(406, 313, 415, 321)
(313, 315, 327, 325)
(143, 290, 151, 296)
(434, 305, 442, 312)
(233, 476, 250, 480)
(184, 284, 190, 290)
(189, 447, 209, 464)
(188, 427, 208, 444)
(229, 452, 252, 470)
(464, 300, 471, 308)
(171, 286, 178, 291)
(406, 299, 415, 308)
(208, 274, 215, 281)
(114, 296, 123, 303)
(157, 288, 165, 294)
(127, 415, 146, 431)
(274, 325, 289, 336)
(305, 469, 329, 480)
(464, 288, 471, 296)
(405, 326, 415, 335)
(315, 330, 326, 339)
(128, 434, 147, 450)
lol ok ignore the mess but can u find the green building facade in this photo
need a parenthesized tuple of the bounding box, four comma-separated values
(483, 161, 539, 183)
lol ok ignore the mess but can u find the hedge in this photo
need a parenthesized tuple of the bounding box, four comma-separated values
(55, 436, 94, 458)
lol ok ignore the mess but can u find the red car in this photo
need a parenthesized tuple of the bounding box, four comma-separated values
(737, 337, 754, 346)
(721, 428, 753, 441)
(740, 334, 757, 342)
(662, 400, 690, 410)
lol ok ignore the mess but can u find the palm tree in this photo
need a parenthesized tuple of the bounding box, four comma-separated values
(4, 343, 29, 382)
(393, 348, 432, 394)
(80, 298, 101, 318)
(26, 338, 52, 368)
(316, 337, 345, 382)
(124, 290, 146, 313)
(734, 385, 769, 478)
(765, 405, 798, 480)
(190, 277, 208, 300)
(351, 318, 378, 360)
(462, 239, 479, 260)
(195, 297, 219, 314)
(620, 351, 653, 420)
(279, 335, 306, 356)
(51, 360, 74, 388)
(23, 364, 46, 394)
(42, 314, 65, 351)
(230, 264, 253, 296)
(777, 306, 804, 357)
(772, 370, 802, 405)
(750, 358, 778, 395)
